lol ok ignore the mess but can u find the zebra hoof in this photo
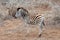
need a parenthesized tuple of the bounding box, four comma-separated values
(38, 34, 42, 37)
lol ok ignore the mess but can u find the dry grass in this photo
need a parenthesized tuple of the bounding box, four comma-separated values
(0, 0, 60, 40)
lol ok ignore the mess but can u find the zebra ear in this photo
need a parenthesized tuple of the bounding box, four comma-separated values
(17, 7, 20, 11)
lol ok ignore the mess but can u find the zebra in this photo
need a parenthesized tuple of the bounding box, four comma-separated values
(9, 7, 45, 37)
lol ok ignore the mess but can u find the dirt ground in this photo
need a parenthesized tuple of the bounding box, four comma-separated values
(0, 19, 59, 40)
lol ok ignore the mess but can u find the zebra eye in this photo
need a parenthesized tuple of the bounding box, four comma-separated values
(21, 11, 28, 18)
